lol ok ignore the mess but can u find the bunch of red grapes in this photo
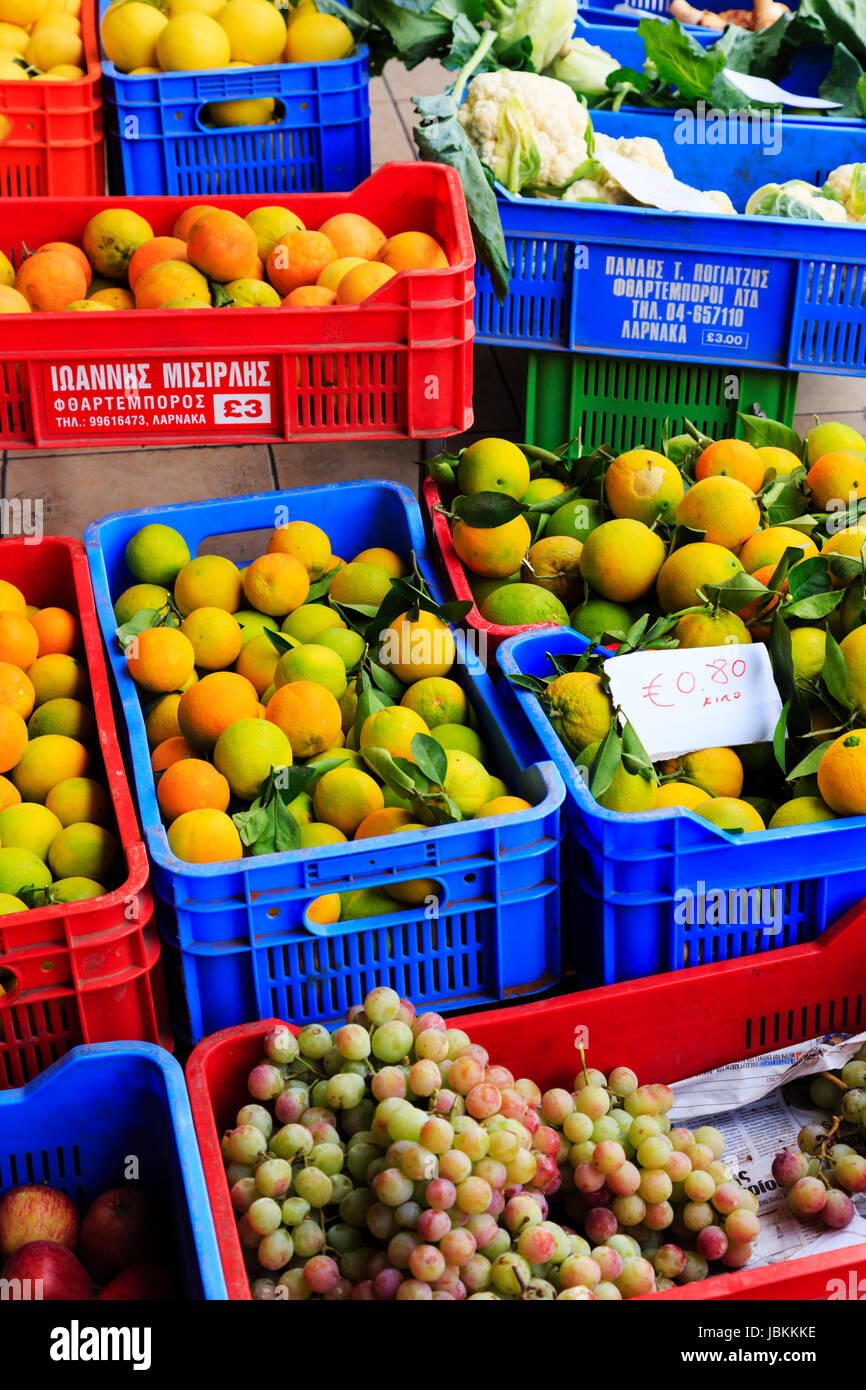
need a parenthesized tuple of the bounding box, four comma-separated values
(772, 1043, 866, 1231)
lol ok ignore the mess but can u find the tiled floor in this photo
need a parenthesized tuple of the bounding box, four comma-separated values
(3, 65, 865, 538)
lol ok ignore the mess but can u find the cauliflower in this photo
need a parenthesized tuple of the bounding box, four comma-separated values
(549, 36, 620, 96)
(746, 181, 850, 223)
(705, 190, 736, 215)
(458, 70, 590, 192)
(594, 133, 672, 178)
(822, 164, 866, 221)
(562, 178, 623, 204)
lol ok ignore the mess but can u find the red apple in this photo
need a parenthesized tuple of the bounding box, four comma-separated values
(0, 1185, 79, 1257)
(2, 1241, 92, 1300)
(79, 1186, 154, 1283)
(97, 1262, 174, 1301)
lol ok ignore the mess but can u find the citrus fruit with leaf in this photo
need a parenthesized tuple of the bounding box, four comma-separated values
(456, 438, 530, 501)
(546, 671, 613, 754)
(579, 739, 658, 813)
(569, 598, 632, 644)
(452, 513, 531, 581)
(523, 478, 567, 507)
(360, 707, 429, 765)
(604, 449, 684, 525)
(114, 582, 170, 626)
(580, 519, 666, 604)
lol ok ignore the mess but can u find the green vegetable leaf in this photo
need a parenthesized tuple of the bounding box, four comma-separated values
(703, 571, 770, 612)
(773, 698, 790, 774)
(265, 628, 298, 656)
(784, 590, 844, 620)
(508, 671, 553, 695)
(587, 721, 622, 799)
(307, 563, 343, 602)
(637, 17, 726, 101)
(818, 43, 866, 115)
(369, 660, 407, 700)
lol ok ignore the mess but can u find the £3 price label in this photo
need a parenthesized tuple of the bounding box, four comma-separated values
(213, 393, 272, 425)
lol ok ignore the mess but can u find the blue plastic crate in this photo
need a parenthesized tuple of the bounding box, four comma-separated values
(475, 106, 866, 372)
(0, 1043, 227, 1300)
(85, 482, 565, 1039)
(99, 0, 371, 196)
(573, 0, 800, 35)
(497, 627, 866, 987)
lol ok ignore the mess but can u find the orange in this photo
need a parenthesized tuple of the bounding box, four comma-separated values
(738, 526, 818, 574)
(676, 477, 760, 550)
(818, 730, 866, 816)
(134, 261, 210, 309)
(654, 782, 711, 811)
(673, 609, 751, 648)
(11, 735, 89, 802)
(579, 519, 666, 604)
(186, 209, 258, 282)
(243, 553, 310, 617)
(265, 680, 341, 758)
(0, 581, 26, 615)
(335, 262, 395, 305)
(282, 285, 335, 307)
(378, 609, 456, 685)
(312, 766, 384, 836)
(30, 606, 81, 656)
(317, 213, 386, 261)
(0, 662, 35, 718)
(452, 514, 532, 580)
(234, 631, 281, 696)
(173, 204, 219, 241)
(474, 796, 530, 818)
(27, 653, 89, 705)
(0, 613, 38, 670)
(379, 231, 448, 271)
(266, 230, 337, 296)
(126, 625, 196, 693)
(128, 236, 189, 291)
(156, 757, 231, 822)
(174, 554, 243, 615)
(695, 438, 765, 492)
(177, 671, 259, 751)
(150, 735, 198, 772)
(316, 256, 366, 293)
(0, 776, 21, 812)
(168, 807, 243, 864)
(354, 807, 416, 839)
(352, 548, 407, 578)
(694, 797, 765, 834)
(604, 449, 683, 526)
(0, 705, 28, 773)
(307, 893, 341, 925)
(266, 520, 331, 580)
(806, 451, 866, 512)
(656, 543, 743, 613)
(180, 606, 243, 670)
(663, 746, 744, 799)
(35, 243, 91, 286)
(45, 777, 111, 828)
(145, 691, 184, 747)
(15, 250, 87, 312)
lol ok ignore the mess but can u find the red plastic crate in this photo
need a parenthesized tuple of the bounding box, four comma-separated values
(0, 163, 475, 449)
(187, 900, 866, 1300)
(424, 475, 565, 666)
(0, 0, 104, 198)
(0, 537, 168, 1088)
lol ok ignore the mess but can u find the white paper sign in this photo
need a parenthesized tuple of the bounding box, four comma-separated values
(593, 149, 723, 215)
(723, 68, 843, 109)
(603, 643, 783, 760)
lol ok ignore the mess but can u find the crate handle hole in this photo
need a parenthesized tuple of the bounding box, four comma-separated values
(0, 965, 21, 1005)
(198, 98, 287, 130)
(266, 907, 280, 919)
(464, 873, 477, 884)
(40, 959, 54, 971)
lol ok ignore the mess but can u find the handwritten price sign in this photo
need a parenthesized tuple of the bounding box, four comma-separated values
(603, 644, 783, 761)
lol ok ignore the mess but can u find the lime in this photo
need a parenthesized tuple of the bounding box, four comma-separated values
(124, 523, 191, 587)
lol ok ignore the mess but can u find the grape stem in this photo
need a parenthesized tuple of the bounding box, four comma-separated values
(576, 1043, 591, 1090)
(819, 1070, 848, 1091)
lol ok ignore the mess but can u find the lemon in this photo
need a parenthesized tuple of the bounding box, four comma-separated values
(156, 11, 230, 70)
(216, 0, 286, 64)
(579, 739, 658, 813)
(100, 0, 168, 72)
(442, 749, 490, 816)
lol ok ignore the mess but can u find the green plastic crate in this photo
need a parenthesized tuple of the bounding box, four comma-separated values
(525, 352, 798, 459)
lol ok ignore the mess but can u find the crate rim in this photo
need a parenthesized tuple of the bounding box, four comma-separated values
(497, 624, 866, 846)
(186, 895, 866, 1300)
(85, 479, 565, 882)
(0, 535, 151, 928)
(1, 1039, 229, 1301)
(100, 44, 371, 85)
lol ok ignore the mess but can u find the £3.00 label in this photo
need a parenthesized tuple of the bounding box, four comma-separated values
(577, 248, 794, 364)
(38, 357, 278, 441)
